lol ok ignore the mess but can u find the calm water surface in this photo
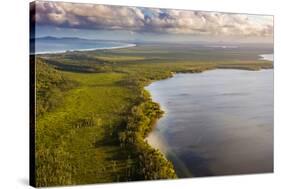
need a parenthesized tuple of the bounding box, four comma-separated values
(146, 69, 273, 177)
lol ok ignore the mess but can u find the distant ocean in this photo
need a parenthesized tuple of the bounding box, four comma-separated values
(31, 37, 136, 54)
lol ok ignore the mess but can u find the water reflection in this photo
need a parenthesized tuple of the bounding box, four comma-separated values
(146, 69, 273, 177)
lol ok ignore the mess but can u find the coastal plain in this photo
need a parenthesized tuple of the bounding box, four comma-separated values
(34, 43, 273, 186)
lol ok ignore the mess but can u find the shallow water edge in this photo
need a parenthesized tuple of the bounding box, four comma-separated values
(144, 67, 273, 177)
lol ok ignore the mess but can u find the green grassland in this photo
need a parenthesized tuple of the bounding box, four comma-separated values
(35, 44, 273, 186)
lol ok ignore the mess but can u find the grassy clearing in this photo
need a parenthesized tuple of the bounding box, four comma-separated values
(36, 69, 137, 186)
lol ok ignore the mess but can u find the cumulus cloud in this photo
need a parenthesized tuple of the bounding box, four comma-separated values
(33, 1, 273, 37)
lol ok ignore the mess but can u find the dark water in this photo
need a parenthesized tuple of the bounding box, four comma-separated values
(146, 69, 273, 177)
(32, 37, 135, 54)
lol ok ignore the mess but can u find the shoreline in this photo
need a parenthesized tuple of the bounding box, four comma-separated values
(144, 66, 273, 177)
(32, 43, 136, 55)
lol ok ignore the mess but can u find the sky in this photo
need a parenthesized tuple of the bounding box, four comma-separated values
(32, 1, 274, 43)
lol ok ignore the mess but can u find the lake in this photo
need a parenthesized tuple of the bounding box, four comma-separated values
(146, 69, 273, 177)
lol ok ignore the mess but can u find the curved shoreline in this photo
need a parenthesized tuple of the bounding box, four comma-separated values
(144, 67, 273, 178)
(33, 43, 137, 55)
